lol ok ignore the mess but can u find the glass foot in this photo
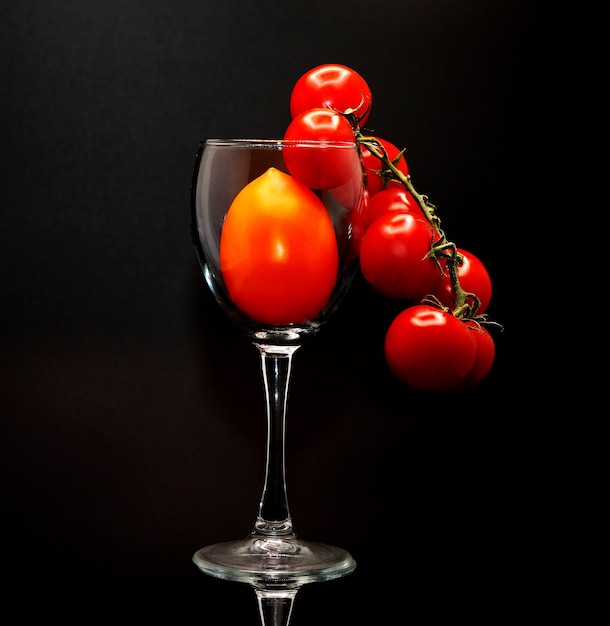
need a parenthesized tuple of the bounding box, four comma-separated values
(193, 534, 356, 588)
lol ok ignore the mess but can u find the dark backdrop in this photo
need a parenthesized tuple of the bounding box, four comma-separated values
(1, 1, 541, 622)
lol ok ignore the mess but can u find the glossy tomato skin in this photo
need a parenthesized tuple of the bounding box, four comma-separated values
(359, 211, 440, 300)
(384, 305, 477, 393)
(219, 167, 338, 326)
(360, 137, 409, 197)
(431, 247, 492, 315)
(290, 63, 373, 125)
(363, 187, 422, 232)
(458, 322, 495, 390)
(283, 108, 358, 189)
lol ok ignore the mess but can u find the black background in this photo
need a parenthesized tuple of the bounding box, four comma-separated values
(1, 1, 543, 623)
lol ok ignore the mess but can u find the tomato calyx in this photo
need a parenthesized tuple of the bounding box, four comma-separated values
(421, 294, 502, 332)
(364, 140, 408, 192)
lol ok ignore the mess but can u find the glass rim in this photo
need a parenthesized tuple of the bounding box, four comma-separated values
(203, 138, 358, 149)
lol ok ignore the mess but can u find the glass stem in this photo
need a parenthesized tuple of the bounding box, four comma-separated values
(254, 588, 298, 626)
(253, 343, 300, 536)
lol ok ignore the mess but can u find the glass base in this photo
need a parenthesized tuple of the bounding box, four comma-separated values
(193, 534, 356, 589)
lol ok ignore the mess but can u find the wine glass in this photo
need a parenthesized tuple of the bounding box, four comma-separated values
(190, 138, 365, 625)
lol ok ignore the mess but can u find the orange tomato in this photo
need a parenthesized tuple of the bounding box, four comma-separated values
(219, 167, 339, 325)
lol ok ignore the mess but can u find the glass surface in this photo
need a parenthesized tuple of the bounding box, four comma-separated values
(190, 138, 364, 625)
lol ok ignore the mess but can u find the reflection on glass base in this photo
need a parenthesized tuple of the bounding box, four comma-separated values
(193, 535, 356, 589)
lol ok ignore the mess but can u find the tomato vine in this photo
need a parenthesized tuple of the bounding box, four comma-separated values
(353, 127, 501, 330)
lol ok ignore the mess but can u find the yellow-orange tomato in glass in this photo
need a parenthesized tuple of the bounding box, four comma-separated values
(219, 167, 339, 325)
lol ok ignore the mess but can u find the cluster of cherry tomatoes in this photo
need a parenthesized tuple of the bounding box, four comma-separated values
(282, 63, 498, 393)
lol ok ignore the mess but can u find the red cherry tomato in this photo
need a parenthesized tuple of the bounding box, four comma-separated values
(219, 167, 338, 325)
(359, 211, 440, 300)
(283, 108, 358, 189)
(458, 322, 495, 389)
(431, 247, 492, 315)
(290, 63, 373, 125)
(360, 137, 409, 196)
(363, 186, 422, 232)
(384, 304, 477, 393)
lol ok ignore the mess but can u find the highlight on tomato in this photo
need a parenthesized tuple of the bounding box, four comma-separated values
(362, 186, 423, 232)
(359, 211, 440, 300)
(283, 108, 358, 189)
(219, 167, 339, 326)
(431, 247, 493, 315)
(289, 63, 373, 126)
(384, 304, 477, 393)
